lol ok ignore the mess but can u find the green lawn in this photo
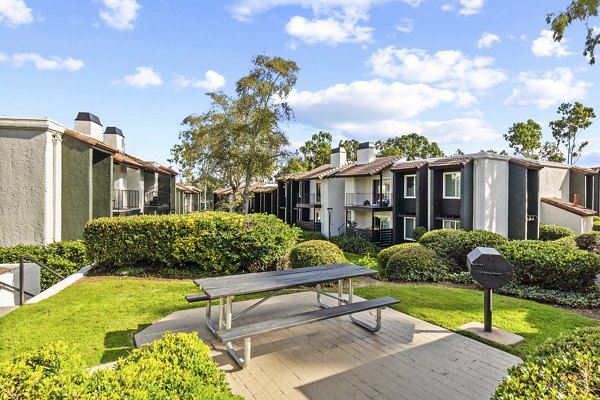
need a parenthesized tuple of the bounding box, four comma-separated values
(0, 276, 597, 366)
(344, 252, 363, 264)
(355, 284, 599, 358)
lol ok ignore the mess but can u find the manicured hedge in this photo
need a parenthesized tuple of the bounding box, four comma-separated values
(419, 229, 508, 271)
(298, 231, 325, 242)
(0, 241, 88, 290)
(594, 216, 600, 232)
(289, 240, 346, 268)
(575, 231, 600, 255)
(538, 224, 576, 241)
(329, 235, 378, 255)
(84, 212, 299, 275)
(377, 242, 421, 271)
(494, 327, 600, 399)
(411, 226, 427, 241)
(497, 240, 600, 291)
(0, 332, 241, 399)
(380, 246, 449, 282)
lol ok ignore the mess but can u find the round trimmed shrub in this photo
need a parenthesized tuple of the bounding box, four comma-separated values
(553, 235, 578, 249)
(412, 226, 427, 241)
(539, 224, 576, 241)
(298, 231, 326, 242)
(593, 217, 600, 232)
(329, 235, 378, 255)
(420, 229, 508, 272)
(497, 240, 600, 291)
(575, 231, 600, 254)
(289, 240, 346, 268)
(493, 327, 600, 399)
(377, 242, 421, 271)
(381, 246, 449, 282)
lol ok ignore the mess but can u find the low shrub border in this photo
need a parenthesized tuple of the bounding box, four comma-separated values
(575, 231, 600, 254)
(377, 242, 421, 272)
(498, 284, 600, 309)
(289, 240, 346, 268)
(381, 246, 450, 282)
(329, 235, 378, 256)
(84, 212, 299, 275)
(0, 241, 88, 290)
(0, 332, 241, 399)
(538, 224, 576, 241)
(493, 327, 600, 399)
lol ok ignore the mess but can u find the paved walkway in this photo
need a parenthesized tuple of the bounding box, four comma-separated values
(135, 292, 521, 400)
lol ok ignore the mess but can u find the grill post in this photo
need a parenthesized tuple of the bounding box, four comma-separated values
(483, 288, 492, 332)
(19, 255, 25, 306)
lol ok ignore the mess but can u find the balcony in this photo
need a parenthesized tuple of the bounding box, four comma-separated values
(144, 190, 171, 214)
(113, 189, 140, 211)
(345, 193, 392, 209)
(345, 227, 393, 248)
(295, 220, 322, 232)
(296, 193, 321, 206)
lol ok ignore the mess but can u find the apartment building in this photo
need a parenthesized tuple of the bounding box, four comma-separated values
(0, 112, 177, 246)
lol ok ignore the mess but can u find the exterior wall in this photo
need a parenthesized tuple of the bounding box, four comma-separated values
(320, 178, 345, 237)
(569, 171, 587, 206)
(472, 158, 509, 237)
(126, 167, 143, 210)
(92, 151, 113, 219)
(507, 164, 527, 240)
(539, 166, 569, 201)
(0, 128, 52, 246)
(61, 135, 92, 241)
(540, 203, 594, 234)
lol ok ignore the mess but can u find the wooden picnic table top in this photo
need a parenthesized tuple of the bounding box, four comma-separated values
(194, 264, 376, 299)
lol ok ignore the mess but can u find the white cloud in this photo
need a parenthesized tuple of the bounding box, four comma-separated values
(121, 66, 163, 88)
(441, 4, 453, 11)
(288, 79, 476, 130)
(0, 0, 33, 26)
(228, 1, 422, 45)
(100, 0, 141, 30)
(0, 52, 84, 71)
(175, 70, 226, 91)
(459, 0, 484, 15)
(504, 68, 589, 109)
(285, 15, 373, 44)
(531, 29, 571, 58)
(395, 17, 413, 33)
(368, 46, 506, 91)
(477, 32, 500, 48)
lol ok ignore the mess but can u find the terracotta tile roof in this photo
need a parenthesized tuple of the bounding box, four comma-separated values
(571, 166, 597, 176)
(213, 182, 264, 196)
(176, 184, 198, 194)
(509, 158, 543, 170)
(253, 183, 278, 193)
(428, 157, 473, 169)
(390, 160, 429, 172)
(541, 197, 597, 217)
(279, 163, 347, 181)
(63, 128, 117, 154)
(334, 156, 403, 177)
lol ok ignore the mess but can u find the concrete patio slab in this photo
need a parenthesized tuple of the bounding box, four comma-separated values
(135, 292, 521, 400)
(459, 322, 524, 345)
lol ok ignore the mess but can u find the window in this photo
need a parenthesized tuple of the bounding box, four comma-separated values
(315, 210, 321, 223)
(404, 175, 416, 198)
(315, 182, 321, 203)
(404, 217, 416, 240)
(374, 216, 390, 230)
(443, 172, 461, 199)
(442, 220, 461, 230)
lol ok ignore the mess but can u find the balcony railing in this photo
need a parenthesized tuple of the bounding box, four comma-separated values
(297, 193, 320, 205)
(295, 220, 322, 232)
(113, 189, 140, 210)
(144, 190, 171, 207)
(346, 227, 393, 247)
(345, 193, 392, 208)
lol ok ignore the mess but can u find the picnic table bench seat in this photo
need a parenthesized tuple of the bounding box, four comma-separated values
(216, 296, 399, 367)
(185, 293, 210, 303)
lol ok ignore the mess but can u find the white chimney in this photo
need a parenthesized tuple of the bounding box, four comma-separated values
(74, 112, 104, 141)
(104, 127, 125, 152)
(330, 147, 347, 167)
(357, 142, 376, 164)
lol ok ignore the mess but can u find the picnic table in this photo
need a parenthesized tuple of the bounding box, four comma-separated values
(188, 263, 399, 368)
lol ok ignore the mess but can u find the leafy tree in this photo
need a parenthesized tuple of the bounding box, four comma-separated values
(339, 139, 359, 162)
(540, 141, 566, 163)
(547, 0, 600, 64)
(280, 154, 307, 176)
(453, 148, 465, 156)
(480, 149, 509, 155)
(504, 119, 543, 159)
(172, 54, 299, 214)
(375, 133, 444, 160)
(549, 101, 595, 164)
(299, 131, 332, 169)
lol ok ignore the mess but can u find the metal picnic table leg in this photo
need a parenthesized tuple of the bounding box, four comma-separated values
(222, 295, 249, 368)
(348, 277, 383, 332)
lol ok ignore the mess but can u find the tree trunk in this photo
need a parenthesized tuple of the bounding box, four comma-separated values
(242, 160, 255, 214)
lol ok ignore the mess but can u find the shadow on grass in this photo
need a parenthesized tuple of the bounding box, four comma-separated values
(100, 324, 150, 364)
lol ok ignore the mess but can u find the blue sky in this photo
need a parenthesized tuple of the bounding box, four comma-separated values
(1, 0, 598, 169)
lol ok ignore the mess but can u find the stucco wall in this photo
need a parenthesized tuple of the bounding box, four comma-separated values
(0, 129, 50, 246)
(320, 178, 345, 237)
(539, 166, 569, 201)
(540, 202, 593, 234)
(472, 158, 509, 236)
(92, 151, 113, 218)
(61, 135, 92, 241)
